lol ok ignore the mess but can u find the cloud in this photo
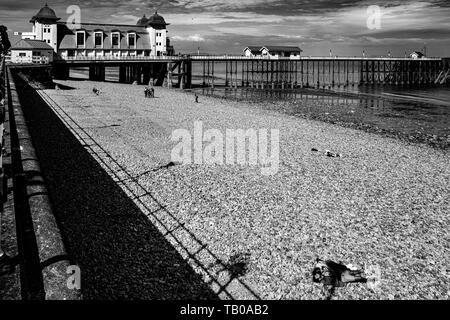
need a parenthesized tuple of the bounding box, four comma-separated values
(172, 34, 206, 42)
(1, 0, 449, 56)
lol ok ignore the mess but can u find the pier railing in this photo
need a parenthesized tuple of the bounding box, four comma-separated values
(56, 54, 442, 62)
(191, 55, 441, 61)
(57, 55, 187, 62)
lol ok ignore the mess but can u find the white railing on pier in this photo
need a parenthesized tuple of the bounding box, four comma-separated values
(190, 55, 442, 61)
(56, 54, 442, 62)
(59, 55, 186, 61)
(32, 56, 50, 64)
(4, 55, 50, 64)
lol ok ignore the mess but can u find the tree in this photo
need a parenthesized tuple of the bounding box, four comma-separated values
(0, 26, 11, 56)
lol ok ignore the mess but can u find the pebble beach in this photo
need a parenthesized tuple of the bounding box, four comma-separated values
(33, 79, 450, 300)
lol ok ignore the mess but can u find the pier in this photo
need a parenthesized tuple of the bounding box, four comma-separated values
(52, 56, 192, 88)
(51, 55, 447, 89)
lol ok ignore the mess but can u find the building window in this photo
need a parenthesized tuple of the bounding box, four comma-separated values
(128, 33, 136, 48)
(76, 31, 85, 47)
(94, 32, 103, 47)
(112, 33, 120, 47)
(19, 53, 26, 57)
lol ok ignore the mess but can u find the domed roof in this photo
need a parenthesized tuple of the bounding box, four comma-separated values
(147, 11, 168, 27)
(30, 3, 60, 23)
(136, 14, 149, 26)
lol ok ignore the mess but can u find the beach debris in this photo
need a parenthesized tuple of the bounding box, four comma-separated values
(160, 161, 177, 169)
(153, 161, 180, 171)
(325, 150, 341, 158)
(92, 87, 100, 95)
(311, 148, 342, 158)
(312, 258, 367, 300)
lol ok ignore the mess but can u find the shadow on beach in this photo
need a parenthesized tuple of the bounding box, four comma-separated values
(12, 73, 218, 300)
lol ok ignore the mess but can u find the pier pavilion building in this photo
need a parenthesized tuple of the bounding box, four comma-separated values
(14, 4, 174, 59)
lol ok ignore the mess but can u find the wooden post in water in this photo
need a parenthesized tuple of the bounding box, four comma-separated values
(179, 61, 184, 89)
(331, 60, 335, 87)
(337, 60, 341, 86)
(294, 60, 298, 87)
(225, 61, 228, 87)
(202, 61, 205, 86)
(211, 61, 215, 88)
(306, 60, 309, 87)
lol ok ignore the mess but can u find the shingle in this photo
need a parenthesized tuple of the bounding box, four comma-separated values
(244, 46, 261, 54)
(11, 39, 53, 50)
(262, 46, 302, 53)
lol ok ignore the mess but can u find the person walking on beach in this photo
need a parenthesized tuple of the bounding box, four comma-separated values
(195, 94, 199, 103)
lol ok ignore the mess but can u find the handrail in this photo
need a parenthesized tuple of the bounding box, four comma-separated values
(55, 54, 442, 62)
(190, 55, 442, 61)
(58, 55, 185, 61)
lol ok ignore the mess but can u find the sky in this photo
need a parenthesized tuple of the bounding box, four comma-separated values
(0, 0, 449, 56)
